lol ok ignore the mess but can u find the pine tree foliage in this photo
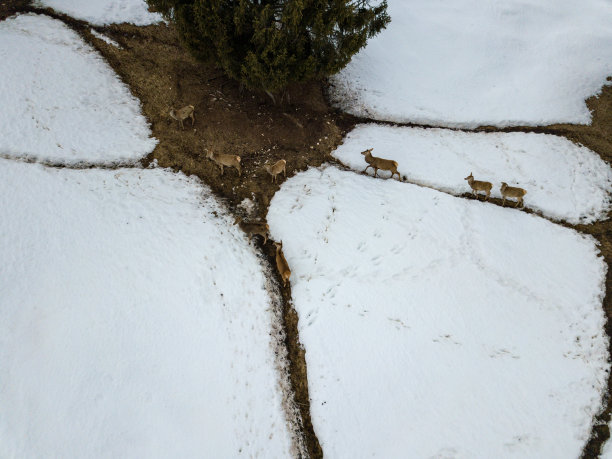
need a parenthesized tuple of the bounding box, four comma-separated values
(147, 0, 390, 93)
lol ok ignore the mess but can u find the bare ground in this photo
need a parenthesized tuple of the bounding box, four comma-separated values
(4, 2, 612, 457)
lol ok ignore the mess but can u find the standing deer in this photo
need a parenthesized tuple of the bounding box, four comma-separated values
(264, 159, 287, 183)
(168, 105, 195, 130)
(361, 148, 400, 180)
(206, 149, 241, 177)
(464, 172, 493, 201)
(500, 182, 527, 208)
(274, 241, 291, 287)
(234, 217, 269, 244)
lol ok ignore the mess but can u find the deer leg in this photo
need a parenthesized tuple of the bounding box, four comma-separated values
(502, 197, 506, 207)
(515, 199, 520, 208)
(179, 120, 184, 130)
(219, 164, 224, 175)
(374, 168, 379, 178)
(485, 191, 490, 201)
(363, 165, 372, 174)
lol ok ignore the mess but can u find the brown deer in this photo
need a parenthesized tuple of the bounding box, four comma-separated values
(264, 159, 287, 183)
(361, 148, 400, 180)
(206, 149, 241, 177)
(464, 172, 493, 201)
(500, 182, 527, 208)
(234, 217, 269, 244)
(274, 241, 291, 287)
(168, 105, 195, 130)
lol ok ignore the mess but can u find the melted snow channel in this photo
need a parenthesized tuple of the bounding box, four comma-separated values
(268, 166, 609, 458)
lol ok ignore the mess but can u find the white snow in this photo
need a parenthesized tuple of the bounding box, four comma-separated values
(0, 14, 157, 165)
(329, 0, 612, 128)
(36, 0, 162, 26)
(91, 28, 122, 48)
(603, 429, 612, 458)
(0, 158, 292, 458)
(267, 166, 609, 458)
(333, 124, 612, 224)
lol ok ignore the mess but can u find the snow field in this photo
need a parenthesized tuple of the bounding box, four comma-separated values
(333, 124, 612, 224)
(0, 14, 157, 165)
(0, 158, 292, 458)
(35, 0, 162, 26)
(329, 0, 612, 127)
(267, 166, 609, 458)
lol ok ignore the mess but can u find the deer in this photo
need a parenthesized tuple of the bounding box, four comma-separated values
(464, 172, 493, 201)
(264, 159, 287, 183)
(168, 105, 195, 130)
(361, 148, 400, 180)
(206, 149, 241, 177)
(234, 217, 269, 244)
(500, 182, 527, 208)
(274, 241, 291, 287)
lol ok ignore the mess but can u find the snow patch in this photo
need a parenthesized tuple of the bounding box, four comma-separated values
(0, 14, 156, 165)
(333, 124, 612, 224)
(90, 28, 122, 48)
(268, 166, 609, 458)
(0, 158, 292, 458)
(330, 0, 612, 127)
(36, 0, 162, 26)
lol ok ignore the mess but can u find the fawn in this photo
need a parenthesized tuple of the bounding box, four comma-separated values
(264, 159, 287, 184)
(168, 105, 195, 130)
(500, 182, 527, 208)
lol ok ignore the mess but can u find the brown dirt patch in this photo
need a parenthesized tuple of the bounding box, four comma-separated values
(88, 20, 343, 459)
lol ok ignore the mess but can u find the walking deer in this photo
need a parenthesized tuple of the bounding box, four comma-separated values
(500, 182, 527, 208)
(361, 148, 400, 180)
(464, 172, 492, 201)
(206, 149, 241, 177)
(274, 241, 291, 287)
(264, 159, 287, 183)
(168, 105, 195, 130)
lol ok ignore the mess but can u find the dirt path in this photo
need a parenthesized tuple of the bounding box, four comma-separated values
(4, 2, 612, 457)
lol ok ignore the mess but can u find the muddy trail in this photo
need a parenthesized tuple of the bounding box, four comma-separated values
(5, 1, 612, 457)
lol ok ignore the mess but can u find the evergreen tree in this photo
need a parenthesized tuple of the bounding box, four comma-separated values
(147, 0, 390, 94)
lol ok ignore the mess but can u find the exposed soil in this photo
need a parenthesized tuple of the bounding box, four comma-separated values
(6, 1, 612, 457)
